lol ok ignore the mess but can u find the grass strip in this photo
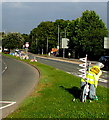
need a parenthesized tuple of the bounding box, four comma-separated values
(3, 54, 109, 119)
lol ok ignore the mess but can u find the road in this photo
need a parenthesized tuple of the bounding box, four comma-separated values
(29, 53, 108, 88)
(1, 56, 40, 118)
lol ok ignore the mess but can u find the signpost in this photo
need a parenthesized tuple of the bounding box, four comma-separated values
(62, 38, 69, 58)
(104, 37, 109, 49)
(25, 42, 29, 48)
(25, 42, 29, 55)
(78, 54, 87, 79)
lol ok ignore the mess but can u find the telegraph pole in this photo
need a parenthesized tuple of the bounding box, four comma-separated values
(47, 37, 48, 54)
(58, 25, 60, 49)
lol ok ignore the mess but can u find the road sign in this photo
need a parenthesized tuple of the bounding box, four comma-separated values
(104, 37, 109, 49)
(79, 63, 87, 68)
(79, 69, 86, 73)
(25, 42, 29, 48)
(79, 54, 87, 79)
(78, 74, 86, 79)
(62, 38, 69, 48)
(80, 57, 87, 62)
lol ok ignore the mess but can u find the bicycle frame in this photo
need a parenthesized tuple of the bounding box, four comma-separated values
(80, 81, 90, 102)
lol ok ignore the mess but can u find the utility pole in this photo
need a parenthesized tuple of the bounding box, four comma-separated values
(58, 25, 60, 49)
(47, 37, 48, 54)
(65, 28, 67, 38)
(36, 37, 37, 54)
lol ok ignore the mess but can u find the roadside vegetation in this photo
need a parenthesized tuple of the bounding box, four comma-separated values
(3, 54, 109, 119)
(1, 10, 108, 59)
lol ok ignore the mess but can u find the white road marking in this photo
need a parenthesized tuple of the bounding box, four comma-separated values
(66, 71, 108, 83)
(102, 71, 108, 73)
(99, 79, 108, 83)
(0, 101, 16, 110)
(2, 62, 8, 74)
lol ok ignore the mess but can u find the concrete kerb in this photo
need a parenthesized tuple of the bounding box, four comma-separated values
(29, 53, 97, 65)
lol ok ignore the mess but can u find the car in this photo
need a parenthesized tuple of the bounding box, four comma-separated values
(3, 48, 10, 54)
(99, 56, 109, 71)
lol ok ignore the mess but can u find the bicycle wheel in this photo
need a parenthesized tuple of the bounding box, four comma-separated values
(80, 85, 87, 102)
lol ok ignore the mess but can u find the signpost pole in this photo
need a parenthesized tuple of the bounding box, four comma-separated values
(63, 48, 65, 58)
(25, 42, 29, 55)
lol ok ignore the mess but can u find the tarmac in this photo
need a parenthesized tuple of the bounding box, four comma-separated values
(29, 53, 108, 87)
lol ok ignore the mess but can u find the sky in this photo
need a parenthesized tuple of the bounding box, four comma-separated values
(1, 1, 108, 34)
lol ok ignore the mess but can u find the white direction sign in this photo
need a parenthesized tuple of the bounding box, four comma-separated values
(79, 69, 86, 73)
(78, 74, 86, 79)
(79, 63, 87, 68)
(62, 38, 69, 48)
(104, 37, 109, 49)
(79, 54, 88, 79)
(79, 57, 87, 62)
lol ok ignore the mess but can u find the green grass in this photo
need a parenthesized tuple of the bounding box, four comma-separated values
(3, 54, 109, 118)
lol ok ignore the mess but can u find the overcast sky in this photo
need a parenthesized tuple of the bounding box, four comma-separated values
(2, 1, 108, 34)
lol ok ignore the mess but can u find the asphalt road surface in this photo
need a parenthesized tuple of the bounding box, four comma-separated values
(1, 56, 40, 118)
(29, 53, 108, 88)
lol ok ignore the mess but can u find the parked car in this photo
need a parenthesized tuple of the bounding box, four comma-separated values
(99, 56, 109, 71)
(0, 46, 2, 53)
(3, 48, 10, 54)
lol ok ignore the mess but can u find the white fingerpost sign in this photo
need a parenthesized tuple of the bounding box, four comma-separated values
(62, 38, 69, 58)
(79, 54, 87, 79)
(62, 38, 69, 48)
(104, 37, 109, 49)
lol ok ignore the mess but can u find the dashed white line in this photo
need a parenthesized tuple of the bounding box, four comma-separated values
(99, 79, 108, 83)
(66, 71, 108, 83)
(103, 71, 108, 73)
(2, 62, 8, 74)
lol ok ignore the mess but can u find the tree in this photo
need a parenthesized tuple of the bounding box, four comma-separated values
(29, 21, 58, 54)
(67, 18, 81, 58)
(21, 33, 30, 44)
(2, 32, 24, 49)
(68, 10, 108, 59)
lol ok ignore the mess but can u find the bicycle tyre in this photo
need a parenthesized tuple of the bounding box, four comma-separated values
(80, 85, 87, 102)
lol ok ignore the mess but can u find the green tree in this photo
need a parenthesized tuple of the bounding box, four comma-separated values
(29, 21, 58, 54)
(68, 10, 108, 59)
(22, 34, 30, 44)
(67, 18, 81, 58)
(2, 32, 24, 49)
